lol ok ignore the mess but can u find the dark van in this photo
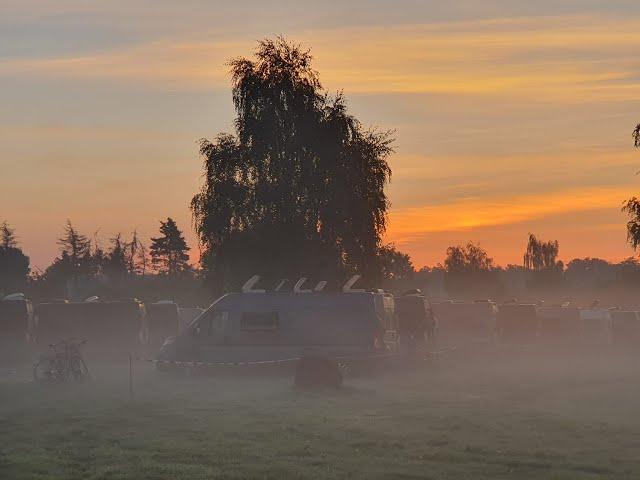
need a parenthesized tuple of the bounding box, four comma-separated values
(157, 288, 394, 365)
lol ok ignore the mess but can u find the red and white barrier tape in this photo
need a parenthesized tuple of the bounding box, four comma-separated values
(132, 346, 463, 369)
(133, 356, 302, 367)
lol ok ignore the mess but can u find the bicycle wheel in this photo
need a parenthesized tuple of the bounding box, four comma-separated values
(70, 354, 90, 382)
(33, 356, 59, 383)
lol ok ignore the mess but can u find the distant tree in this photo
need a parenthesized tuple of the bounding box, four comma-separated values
(103, 233, 128, 278)
(191, 37, 393, 291)
(57, 220, 92, 271)
(1, 221, 18, 249)
(444, 242, 493, 274)
(523, 234, 562, 271)
(633, 123, 640, 148)
(150, 218, 191, 275)
(0, 222, 29, 293)
(565, 257, 615, 289)
(41, 221, 99, 298)
(378, 244, 414, 281)
(617, 257, 640, 284)
(443, 242, 498, 297)
(522, 234, 563, 289)
(126, 230, 148, 275)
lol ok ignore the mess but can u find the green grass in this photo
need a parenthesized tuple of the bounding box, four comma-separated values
(1, 347, 639, 479)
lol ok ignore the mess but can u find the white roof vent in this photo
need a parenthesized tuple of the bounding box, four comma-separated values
(274, 279, 288, 292)
(242, 275, 265, 293)
(2, 293, 25, 301)
(314, 281, 327, 292)
(343, 275, 365, 293)
(294, 277, 312, 293)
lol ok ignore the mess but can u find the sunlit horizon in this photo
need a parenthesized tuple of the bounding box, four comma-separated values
(2, 2, 640, 270)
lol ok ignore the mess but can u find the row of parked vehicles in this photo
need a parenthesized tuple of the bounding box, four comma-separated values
(432, 301, 633, 346)
(0, 293, 203, 352)
(1, 275, 639, 366)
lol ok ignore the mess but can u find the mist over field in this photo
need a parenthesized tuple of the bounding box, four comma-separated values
(2, 339, 640, 479)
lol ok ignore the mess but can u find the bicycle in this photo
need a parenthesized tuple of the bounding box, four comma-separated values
(33, 339, 90, 383)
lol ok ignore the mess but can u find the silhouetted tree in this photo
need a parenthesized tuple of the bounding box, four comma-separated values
(46, 221, 98, 285)
(443, 242, 499, 296)
(617, 257, 640, 284)
(57, 220, 91, 269)
(623, 197, 640, 252)
(0, 222, 29, 293)
(565, 258, 615, 289)
(523, 234, 563, 289)
(126, 230, 148, 276)
(191, 37, 393, 291)
(1, 221, 18, 249)
(623, 125, 640, 250)
(379, 244, 414, 281)
(102, 233, 128, 278)
(150, 218, 191, 275)
(444, 242, 494, 274)
(523, 234, 562, 271)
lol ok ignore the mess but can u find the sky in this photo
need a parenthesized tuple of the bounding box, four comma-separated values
(2, 1, 640, 270)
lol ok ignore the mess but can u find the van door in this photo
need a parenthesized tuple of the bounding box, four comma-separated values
(191, 310, 230, 362)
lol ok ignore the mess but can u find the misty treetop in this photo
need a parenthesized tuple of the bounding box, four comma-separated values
(191, 37, 394, 289)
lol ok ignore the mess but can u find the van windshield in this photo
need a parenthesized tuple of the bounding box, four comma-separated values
(192, 310, 229, 337)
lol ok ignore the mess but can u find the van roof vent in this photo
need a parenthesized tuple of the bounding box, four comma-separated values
(242, 275, 266, 293)
(314, 281, 327, 292)
(294, 277, 312, 293)
(2, 293, 25, 301)
(274, 279, 288, 292)
(343, 275, 365, 293)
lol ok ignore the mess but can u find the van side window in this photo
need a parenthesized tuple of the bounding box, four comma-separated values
(240, 312, 279, 331)
(195, 311, 228, 336)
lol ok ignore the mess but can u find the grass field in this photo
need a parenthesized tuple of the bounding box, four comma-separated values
(1, 345, 639, 479)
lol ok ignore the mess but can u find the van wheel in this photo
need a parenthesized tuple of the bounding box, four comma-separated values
(294, 356, 343, 389)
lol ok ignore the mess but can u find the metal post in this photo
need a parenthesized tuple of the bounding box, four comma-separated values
(129, 353, 134, 402)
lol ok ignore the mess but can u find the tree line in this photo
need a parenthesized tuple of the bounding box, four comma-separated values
(0, 218, 193, 302)
(5, 219, 640, 304)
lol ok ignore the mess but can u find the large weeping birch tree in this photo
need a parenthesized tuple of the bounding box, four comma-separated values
(191, 37, 393, 291)
(623, 123, 640, 250)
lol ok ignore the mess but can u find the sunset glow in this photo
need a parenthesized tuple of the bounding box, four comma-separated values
(2, 2, 640, 269)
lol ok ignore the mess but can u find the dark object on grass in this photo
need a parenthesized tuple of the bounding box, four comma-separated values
(294, 356, 343, 389)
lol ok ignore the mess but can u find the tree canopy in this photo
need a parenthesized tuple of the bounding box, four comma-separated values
(444, 242, 494, 274)
(378, 244, 414, 281)
(191, 37, 393, 290)
(150, 218, 191, 275)
(523, 234, 562, 271)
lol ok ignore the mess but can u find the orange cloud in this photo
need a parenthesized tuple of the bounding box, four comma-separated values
(386, 186, 629, 240)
